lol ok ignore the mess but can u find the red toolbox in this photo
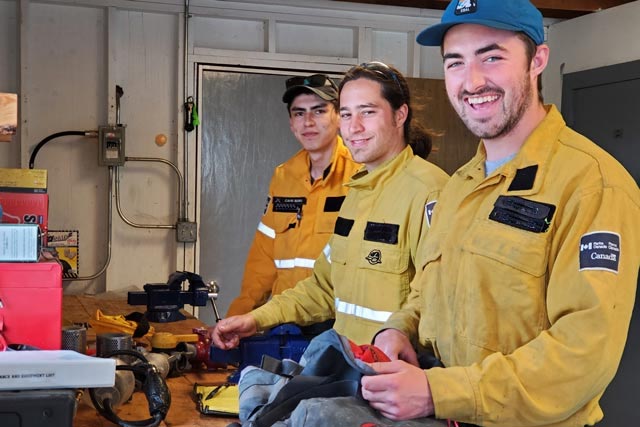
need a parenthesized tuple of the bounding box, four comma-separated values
(0, 261, 62, 350)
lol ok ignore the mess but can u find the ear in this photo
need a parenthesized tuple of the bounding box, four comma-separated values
(394, 103, 409, 129)
(531, 44, 549, 80)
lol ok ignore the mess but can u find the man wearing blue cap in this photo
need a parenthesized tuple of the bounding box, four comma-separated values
(364, 1, 640, 426)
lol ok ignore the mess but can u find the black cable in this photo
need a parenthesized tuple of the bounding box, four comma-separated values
(28, 130, 88, 169)
(89, 349, 171, 427)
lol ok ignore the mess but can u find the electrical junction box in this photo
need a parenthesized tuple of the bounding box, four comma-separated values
(176, 221, 197, 243)
(98, 125, 126, 166)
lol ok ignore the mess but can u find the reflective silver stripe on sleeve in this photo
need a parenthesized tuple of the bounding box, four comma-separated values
(274, 258, 315, 269)
(323, 244, 331, 264)
(257, 221, 276, 239)
(334, 298, 393, 323)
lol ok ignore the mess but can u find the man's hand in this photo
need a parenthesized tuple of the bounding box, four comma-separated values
(374, 328, 419, 366)
(361, 360, 435, 420)
(207, 314, 257, 349)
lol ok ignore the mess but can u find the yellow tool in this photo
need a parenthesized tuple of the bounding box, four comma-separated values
(150, 331, 199, 350)
(90, 309, 155, 338)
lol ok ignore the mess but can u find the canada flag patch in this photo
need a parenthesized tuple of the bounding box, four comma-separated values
(579, 231, 620, 273)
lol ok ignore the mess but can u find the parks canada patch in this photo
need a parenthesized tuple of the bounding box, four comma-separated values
(579, 231, 620, 273)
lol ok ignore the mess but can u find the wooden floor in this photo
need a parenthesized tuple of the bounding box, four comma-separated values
(64, 294, 239, 427)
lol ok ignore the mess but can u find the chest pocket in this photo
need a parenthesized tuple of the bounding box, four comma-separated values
(458, 219, 550, 354)
(271, 196, 305, 234)
(271, 212, 298, 234)
(358, 241, 410, 274)
(358, 221, 408, 274)
(328, 234, 349, 266)
(463, 218, 549, 276)
(314, 211, 340, 234)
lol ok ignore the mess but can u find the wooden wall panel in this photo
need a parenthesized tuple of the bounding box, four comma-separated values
(408, 78, 478, 175)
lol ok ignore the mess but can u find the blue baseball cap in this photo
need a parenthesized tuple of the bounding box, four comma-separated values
(416, 0, 544, 47)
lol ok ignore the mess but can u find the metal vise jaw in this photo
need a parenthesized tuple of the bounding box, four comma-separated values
(127, 271, 219, 323)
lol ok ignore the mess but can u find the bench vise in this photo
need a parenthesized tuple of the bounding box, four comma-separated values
(127, 271, 220, 323)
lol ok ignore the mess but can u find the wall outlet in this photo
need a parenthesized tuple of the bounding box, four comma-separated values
(176, 221, 197, 242)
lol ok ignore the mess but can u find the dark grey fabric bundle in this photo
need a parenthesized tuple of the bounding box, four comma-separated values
(235, 329, 447, 427)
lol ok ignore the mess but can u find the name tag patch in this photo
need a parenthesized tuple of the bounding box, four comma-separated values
(579, 231, 620, 273)
(364, 222, 400, 245)
(489, 196, 555, 233)
(272, 197, 306, 213)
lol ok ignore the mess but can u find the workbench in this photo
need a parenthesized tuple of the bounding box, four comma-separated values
(64, 294, 239, 427)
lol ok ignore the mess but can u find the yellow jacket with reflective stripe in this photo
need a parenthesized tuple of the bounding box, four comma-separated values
(227, 138, 359, 316)
(252, 146, 450, 344)
(384, 106, 640, 427)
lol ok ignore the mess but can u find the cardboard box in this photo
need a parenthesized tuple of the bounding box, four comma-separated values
(0, 262, 62, 350)
(0, 350, 116, 390)
(0, 192, 48, 244)
(0, 168, 47, 193)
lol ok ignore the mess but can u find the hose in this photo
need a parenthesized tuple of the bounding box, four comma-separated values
(28, 130, 97, 169)
(89, 349, 171, 427)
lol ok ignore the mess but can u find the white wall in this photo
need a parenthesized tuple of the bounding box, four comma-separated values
(545, 1, 640, 108)
(0, 0, 18, 166)
(0, 0, 446, 298)
(1, 0, 639, 307)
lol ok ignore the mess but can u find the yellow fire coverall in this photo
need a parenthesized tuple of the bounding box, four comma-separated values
(227, 138, 359, 316)
(252, 146, 449, 344)
(384, 106, 640, 427)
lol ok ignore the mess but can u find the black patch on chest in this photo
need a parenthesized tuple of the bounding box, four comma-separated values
(324, 196, 346, 212)
(489, 195, 555, 233)
(508, 165, 538, 191)
(334, 217, 354, 237)
(364, 222, 400, 244)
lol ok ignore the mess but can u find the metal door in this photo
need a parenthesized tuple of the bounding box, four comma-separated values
(198, 70, 300, 323)
(563, 61, 640, 426)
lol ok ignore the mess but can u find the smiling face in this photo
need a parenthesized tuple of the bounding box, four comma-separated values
(288, 92, 340, 155)
(339, 78, 407, 171)
(442, 24, 544, 142)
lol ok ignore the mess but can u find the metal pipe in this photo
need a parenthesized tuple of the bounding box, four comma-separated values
(182, 0, 191, 222)
(64, 166, 114, 282)
(114, 157, 182, 229)
(125, 156, 184, 216)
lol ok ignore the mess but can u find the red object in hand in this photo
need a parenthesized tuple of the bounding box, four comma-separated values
(348, 341, 391, 363)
